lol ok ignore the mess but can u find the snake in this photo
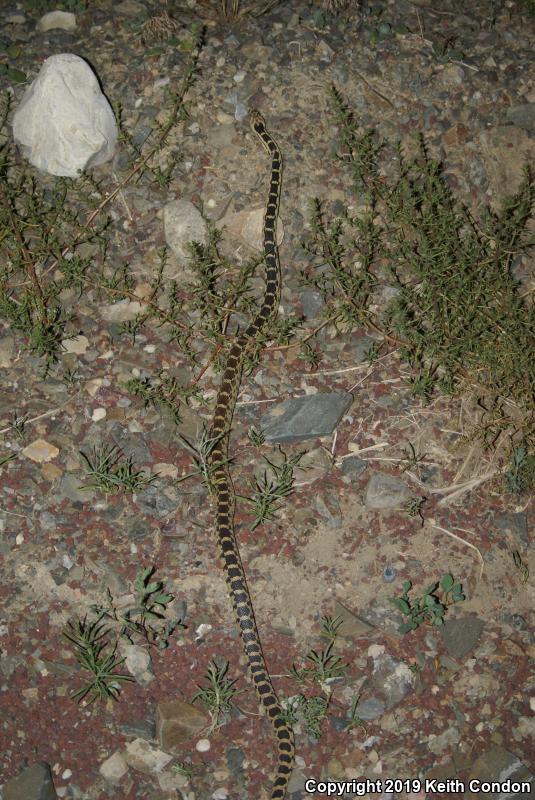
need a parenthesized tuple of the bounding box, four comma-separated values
(207, 110, 294, 799)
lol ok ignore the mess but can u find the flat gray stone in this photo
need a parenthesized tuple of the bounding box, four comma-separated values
(441, 616, 484, 660)
(354, 696, 385, 721)
(365, 472, 410, 509)
(1, 762, 57, 800)
(466, 747, 534, 800)
(333, 600, 374, 638)
(260, 392, 353, 443)
(506, 103, 535, 131)
(370, 653, 415, 708)
(300, 289, 324, 319)
(494, 512, 529, 547)
(341, 455, 367, 478)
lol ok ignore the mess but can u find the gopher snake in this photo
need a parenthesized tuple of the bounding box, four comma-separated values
(208, 111, 294, 798)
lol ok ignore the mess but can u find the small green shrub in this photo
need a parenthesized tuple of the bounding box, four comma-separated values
(390, 574, 465, 634)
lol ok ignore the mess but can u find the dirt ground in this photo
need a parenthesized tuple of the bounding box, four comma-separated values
(1, 1, 534, 799)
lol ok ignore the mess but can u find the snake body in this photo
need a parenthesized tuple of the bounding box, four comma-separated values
(208, 111, 294, 799)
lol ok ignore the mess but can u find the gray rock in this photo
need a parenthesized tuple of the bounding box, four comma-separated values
(313, 488, 342, 528)
(1, 762, 57, 800)
(120, 643, 154, 687)
(36, 11, 76, 32)
(365, 472, 410, 509)
(115, 0, 146, 15)
(164, 199, 209, 265)
(428, 725, 460, 754)
(354, 696, 386, 721)
(441, 616, 484, 659)
(134, 485, 180, 519)
(333, 600, 374, 638)
(370, 652, 415, 708)
(119, 716, 156, 741)
(300, 289, 324, 319)
(466, 747, 534, 800)
(494, 512, 529, 547)
(226, 747, 245, 774)
(260, 392, 353, 443)
(58, 472, 92, 504)
(506, 103, 535, 132)
(13, 54, 117, 177)
(341, 455, 367, 478)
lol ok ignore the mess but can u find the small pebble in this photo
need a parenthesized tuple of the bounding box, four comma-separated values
(196, 738, 211, 753)
(92, 407, 106, 421)
(233, 70, 246, 83)
(383, 566, 396, 583)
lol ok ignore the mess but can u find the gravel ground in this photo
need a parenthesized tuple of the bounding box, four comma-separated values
(1, 1, 534, 799)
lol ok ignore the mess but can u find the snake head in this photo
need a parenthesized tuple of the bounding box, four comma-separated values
(250, 108, 266, 133)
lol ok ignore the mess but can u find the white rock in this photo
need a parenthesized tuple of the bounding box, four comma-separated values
(163, 199, 209, 265)
(99, 751, 128, 783)
(195, 738, 211, 752)
(36, 11, 77, 32)
(125, 739, 172, 774)
(61, 334, 89, 354)
(99, 299, 145, 323)
(13, 54, 118, 177)
(120, 643, 154, 687)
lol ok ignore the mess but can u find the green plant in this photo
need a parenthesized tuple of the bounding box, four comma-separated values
(282, 694, 330, 739)
(299, 341, 322, 369)
(0, 452, 17, 467)
(192, 660, 239, 730)
(291, 640, 347, 688)
(80, 444, 157, 494)
(176, 426, 232, 495)
(344, 693, 366, 732)
(247, 425, 266, 447)
(403, 496, 427, 525)
(400, 442, 427, 473)
(246, 449, 306, 529)
(431, 36, 465, 63)
(390, 574, 465, 634)
(319, 614, 343, 641)
(125, 366, 206, 426)
(302, 87, 535, 460)
(0, 42, 200, 374)
(90, 567, 182, 649)
(504, 446, 535, 495)
(302, 198, 379, 334)
(0, 45, 27, 84)
(63, 616, 134, 704)
(171, 762, 194, 779)
(8, 412, 27, 440)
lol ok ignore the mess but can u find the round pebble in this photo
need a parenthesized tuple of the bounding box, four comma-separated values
(383, 566, 396, 582)
(196, 738, 211, 752)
